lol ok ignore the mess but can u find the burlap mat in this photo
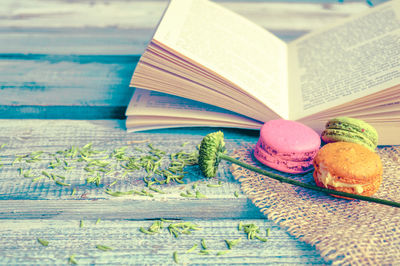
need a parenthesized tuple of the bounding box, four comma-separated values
(230, 144, 400, 265)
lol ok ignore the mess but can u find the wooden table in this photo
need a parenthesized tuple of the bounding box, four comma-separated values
(0, 0, 387, 264)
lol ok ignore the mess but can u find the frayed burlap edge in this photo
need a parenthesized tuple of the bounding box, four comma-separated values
(231, 144, 400, 265)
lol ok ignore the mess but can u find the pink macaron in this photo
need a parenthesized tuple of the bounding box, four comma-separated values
(253, 119, 321, 173)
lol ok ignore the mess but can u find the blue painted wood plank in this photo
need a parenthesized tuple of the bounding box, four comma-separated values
(0, 28, 152, 55)
(0, 106, 127, 119)
(0, 54, 139, 118)
(0, 219, 327, 265)
(0, 119, 260, 219)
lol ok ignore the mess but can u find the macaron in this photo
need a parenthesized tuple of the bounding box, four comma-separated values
(253, 119, 321, 174)
(313, 142, 382, 198)
(321, 117, 378, 150)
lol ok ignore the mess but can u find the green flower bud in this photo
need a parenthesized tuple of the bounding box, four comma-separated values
(198, 131, 226, 178)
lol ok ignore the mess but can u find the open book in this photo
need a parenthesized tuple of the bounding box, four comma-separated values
(128, 0, 400, 145)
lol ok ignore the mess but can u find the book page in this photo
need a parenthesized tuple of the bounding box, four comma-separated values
(125, 88, 262, 127)
(288, 1, 400, 120)
(153, 0, 289, 118)
(126, 116, 261, 131)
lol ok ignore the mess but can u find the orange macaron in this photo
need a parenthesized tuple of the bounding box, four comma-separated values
(313, 142, 382, 198)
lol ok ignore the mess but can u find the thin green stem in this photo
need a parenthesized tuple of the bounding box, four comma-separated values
(219, 153, 400, 208)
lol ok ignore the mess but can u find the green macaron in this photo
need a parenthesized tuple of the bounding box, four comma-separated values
(321, 117, 378, 150)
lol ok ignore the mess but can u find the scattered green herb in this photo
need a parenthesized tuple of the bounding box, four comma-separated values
(96, 218, 101, 225)
(195, 191, 207, 199)
(216, 250, 231, 256)
(56, 174, 66, 180)
(168, 221, 201, 238)
(139, 220, 164, 235)
(37, 237, 49, 246)
(108, 180, 118, 187)
(181, 142, 189, 147)
(234, 191, 239, 198)
(180, 190, 195, 198)
(80, 220, 84, 228)
(242, 223, 259, 240)
(201, 238, 208, 250)
(12, 155, 28, 166)
(41, 170, 52, 179)
(139, 227, 157, 235)
(173, 251, 179, 263)
(49, 158, 62, 169)
(225, 238, 242, 249)
(96, 244, 113, 251)
(25, 151, 44, 163)
(63, 165, 76, 171)
(255, 235, 268, 242)
(185, 244, 198, 253)
(206, 181, 222, 188)
(68, 254, 78, 265)
(148, 186, 165, 194)
(160, 218, 174, 223)
(199, 249, 211, 255)
(32, 176, 45, 183)
(238, 222, 269, 242)
(133, 189, 154, 197)
(105, 189, 134, 197)
(20, 168, 34, 178)
(86, 173, 101, 186)
(55, 180, 71, 186)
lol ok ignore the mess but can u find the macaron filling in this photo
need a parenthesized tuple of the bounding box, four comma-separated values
(322, 129, 375, 150)
(254, 140, 315, 173)
(257, 139, 318, 162)
(315, 162, 364, 194)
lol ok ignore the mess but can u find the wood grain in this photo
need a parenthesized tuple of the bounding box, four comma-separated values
(0, 219, 326, 265)
(0, 120, 261, 219)
(0, 54, 138, 118)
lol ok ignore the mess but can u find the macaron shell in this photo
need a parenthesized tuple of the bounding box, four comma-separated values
(321, 129, 376, 151)
(313, 142, 383, 198)
(260, 119, 321, 154)
(322, 117, 378, 150)
(254, 143, 314, 174)
(313, 142, 382, 184)
(326, 117, 378, 144)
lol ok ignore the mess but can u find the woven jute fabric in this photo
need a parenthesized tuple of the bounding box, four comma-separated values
(230, 145, 400, 265)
